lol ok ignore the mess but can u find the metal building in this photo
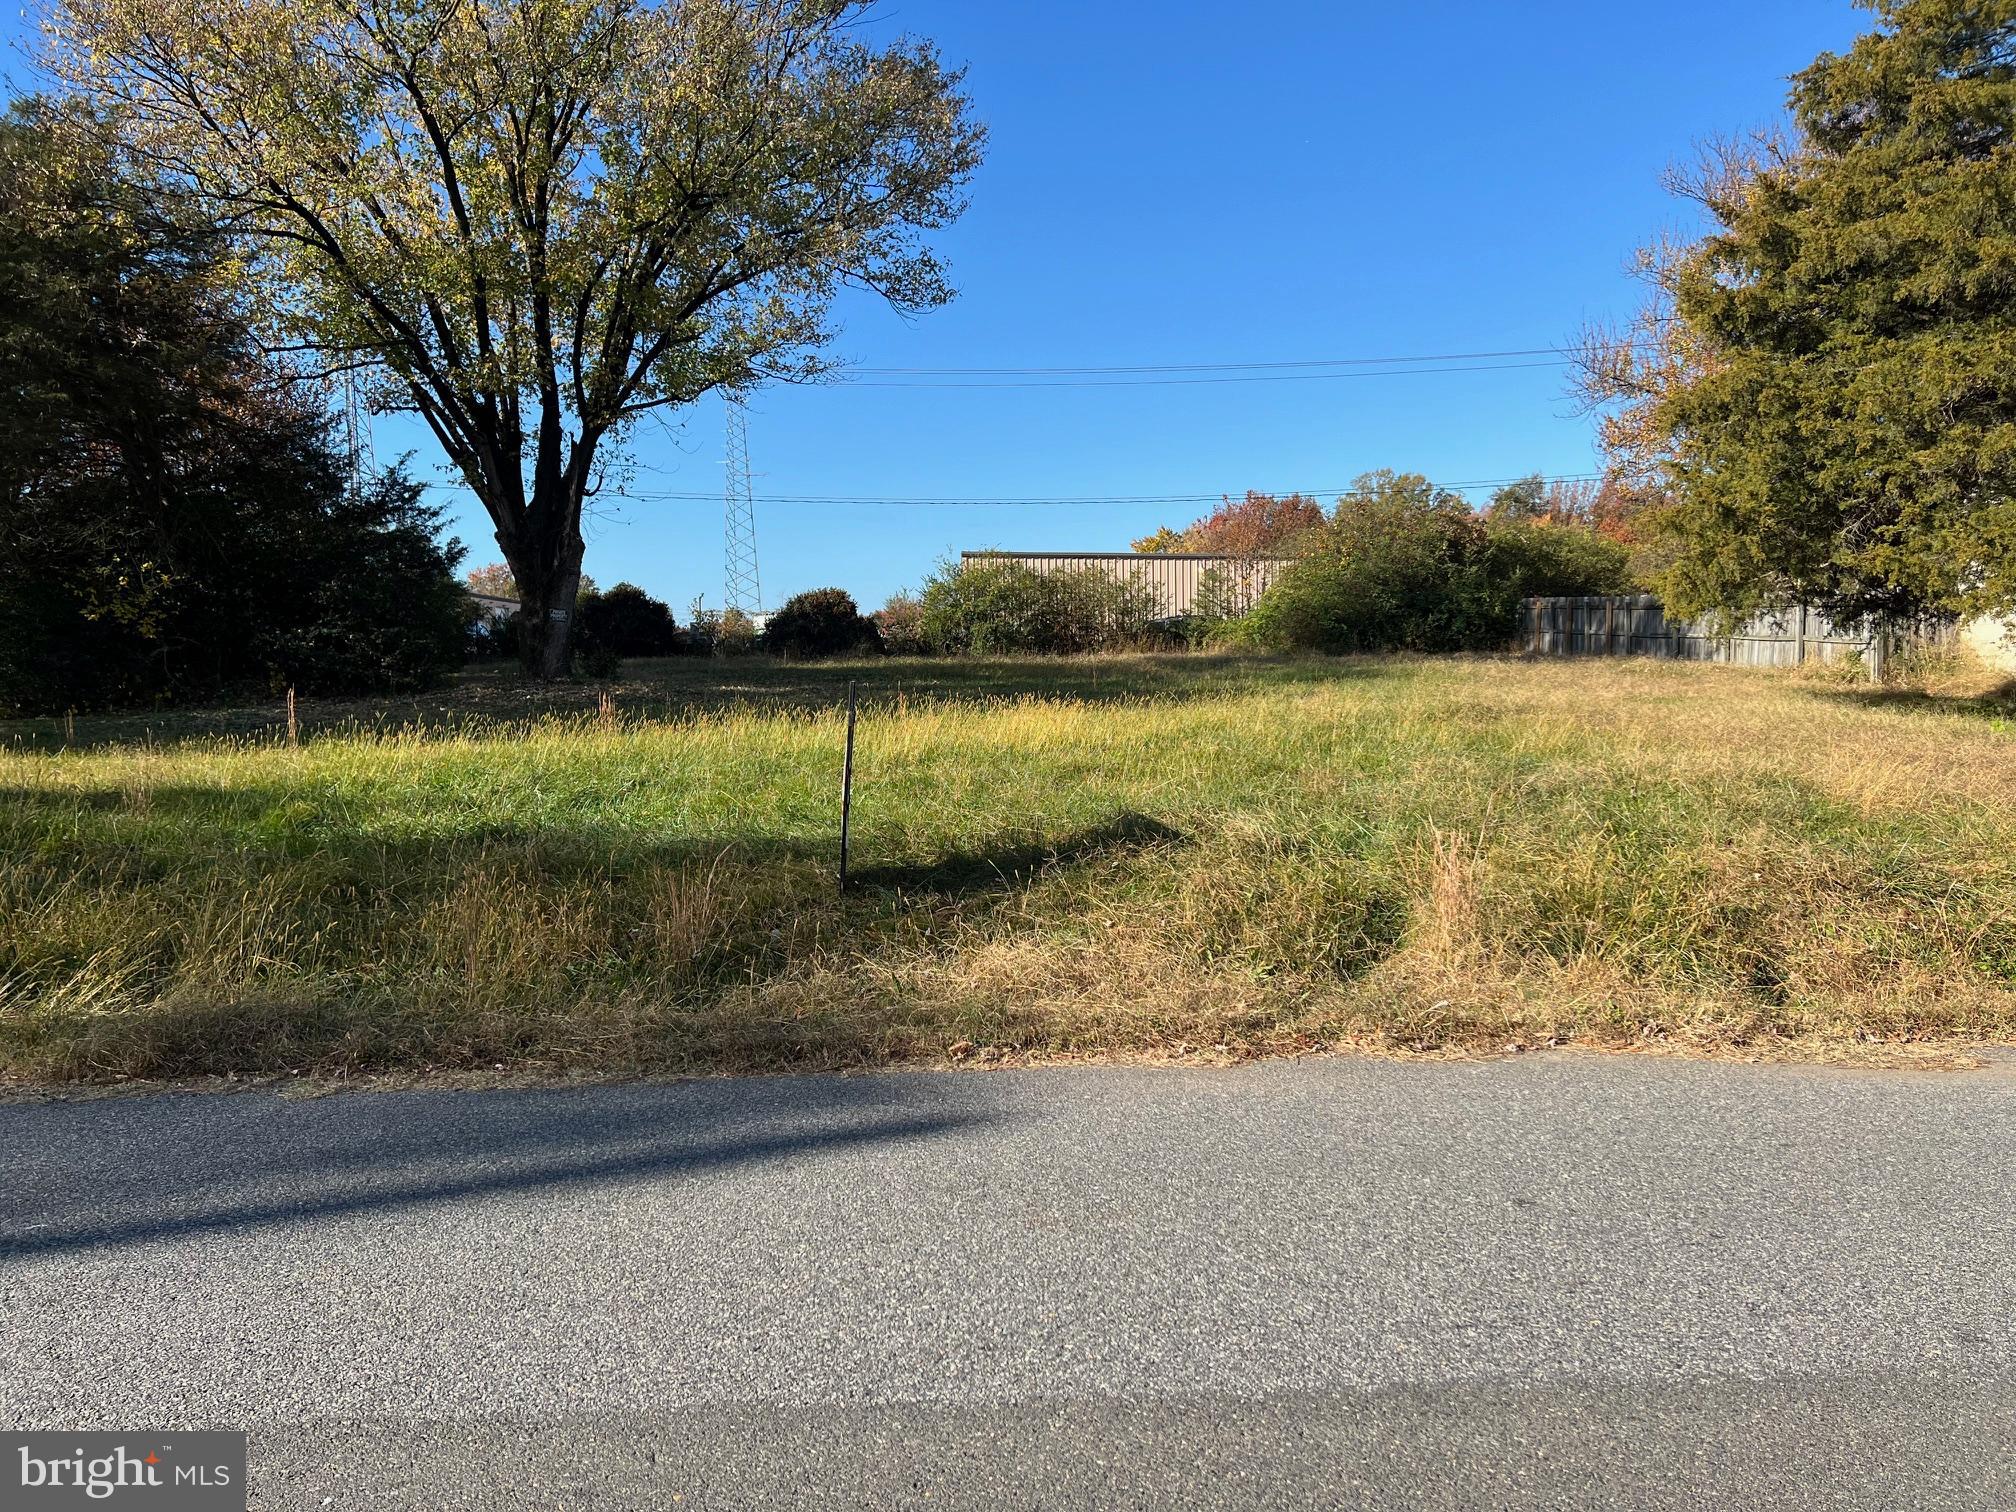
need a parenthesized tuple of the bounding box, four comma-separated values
(958, 552, 1291, 619)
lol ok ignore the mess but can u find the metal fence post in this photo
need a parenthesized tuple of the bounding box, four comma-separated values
(838, 680, 857, 892)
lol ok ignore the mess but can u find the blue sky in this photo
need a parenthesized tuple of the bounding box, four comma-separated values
(5, 1, 1870, 612)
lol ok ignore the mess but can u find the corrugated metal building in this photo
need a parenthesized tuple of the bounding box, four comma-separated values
(959, 552, 1291, 618)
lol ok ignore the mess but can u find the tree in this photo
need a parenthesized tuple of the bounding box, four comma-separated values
(1576, 0, 2016, 624)
(267, 466, 477, 696)
(1484, 475, 1549, 523)
(1234, 472, 1635, 655)
(759, 587, 881, 657)
(52, 0, 985, 678)
(0, 103, 471, 713)
(466, 563, 518, 599)
(1485, 475, 1657, 555)
(577, 581, 680, 657)
(1131, 491, 1326, 555)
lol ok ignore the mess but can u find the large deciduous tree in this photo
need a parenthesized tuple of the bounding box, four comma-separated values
(51, 0, 984, 677)
(1576, 0, 2016, 625)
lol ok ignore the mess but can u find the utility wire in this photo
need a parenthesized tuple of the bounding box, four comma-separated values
(591, 472, 1606, 509)
(824, 340, 1663, 387)
(834, 359, 1571, 389)
(834, 346, 1572, 376)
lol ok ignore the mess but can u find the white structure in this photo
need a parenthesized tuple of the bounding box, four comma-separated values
(467, 591, 518, 625)
(1961, 614, 2016, 673)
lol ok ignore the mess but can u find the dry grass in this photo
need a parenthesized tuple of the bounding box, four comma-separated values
(2, 652, 2013, 1082)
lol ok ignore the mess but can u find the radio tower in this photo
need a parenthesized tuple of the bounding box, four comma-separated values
(339, 369, 375, 496)
(723, 396, 763, 615)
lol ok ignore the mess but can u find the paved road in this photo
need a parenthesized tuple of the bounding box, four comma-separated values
(4, 1054, 2015, 1509)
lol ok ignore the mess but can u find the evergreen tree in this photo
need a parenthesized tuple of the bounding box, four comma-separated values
(0, 104, 469, 713)
(1581, 0, 2016, 623)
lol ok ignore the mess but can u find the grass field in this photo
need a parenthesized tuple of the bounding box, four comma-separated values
(2, 652, 2013, 1082)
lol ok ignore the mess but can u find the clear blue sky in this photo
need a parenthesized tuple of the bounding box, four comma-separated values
(5, 1, 1870, 612)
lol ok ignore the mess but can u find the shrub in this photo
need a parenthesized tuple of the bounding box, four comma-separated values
(578, 641, 623, 679)
(577, 582, 681, 659)
(1483, 519, 1637, 605)
(1238, 471, 1639, 655)
(918, 558, 1167, 654)
(873, 591, 929, 655)
(686, 604, 759, 656)
(1180, 563, 1276, 646)
(467, 607, 520, 662)
(1240, 475, 1493, 653)
(760, 588, 883, 658)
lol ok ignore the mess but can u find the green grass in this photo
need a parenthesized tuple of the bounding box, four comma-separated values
(2, 652, 2014, 1081)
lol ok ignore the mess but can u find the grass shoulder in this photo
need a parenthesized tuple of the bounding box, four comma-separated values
(1, 652, 2012, 1083)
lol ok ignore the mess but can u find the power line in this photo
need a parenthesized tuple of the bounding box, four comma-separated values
(824, 340, 1662, 388)
(842, 342, 1661, 376)
(602, 472, 1605, 509)
(425, 471, 1605, 509)
(836, 359, 1572, 390)
(842, 346, 1604, 376)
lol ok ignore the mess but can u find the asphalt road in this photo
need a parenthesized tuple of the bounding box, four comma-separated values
(4, 1053, 2015, 1509)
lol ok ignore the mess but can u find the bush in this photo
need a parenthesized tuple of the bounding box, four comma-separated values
(1237, 472, 1638, 655)
(0, 448, 473, 714)
(760, 588, 882, 659)
(466, 607, 520, 662)
(1483, 519, 1636, 604)
(577, 582, 681, 659)
(918, 558, 1167, 654)
(873, 591, 929, 655)
(1179, 563, 1275, 646)
(685, 604, 759, 656)
(577, 641, 623, 679)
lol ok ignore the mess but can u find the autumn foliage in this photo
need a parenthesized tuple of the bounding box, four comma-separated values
(1484, 475, 1653, 546)
(1132, 491, 1327, 556)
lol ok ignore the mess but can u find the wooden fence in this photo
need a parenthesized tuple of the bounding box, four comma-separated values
(1521, 594, 1909, 678)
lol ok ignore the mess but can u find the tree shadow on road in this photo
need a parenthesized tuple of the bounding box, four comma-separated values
(0, 1075, 1002, 1260)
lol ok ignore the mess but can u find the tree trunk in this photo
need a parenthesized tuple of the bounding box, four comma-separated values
(469, 428, 593, 682)
(505, 526, 585, 682)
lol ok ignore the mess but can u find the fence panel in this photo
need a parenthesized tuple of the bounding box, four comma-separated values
(1521, 594, 1895, 677)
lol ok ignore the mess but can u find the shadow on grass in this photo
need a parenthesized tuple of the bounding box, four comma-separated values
(1798, 679, 2016, 724)
(847, 813, 1188, 897)
(0, 781, 823, 875)
(0, 1077, 1000, 1259)
(0, 653, 1373, 753)
(0, 779, 1188, 893)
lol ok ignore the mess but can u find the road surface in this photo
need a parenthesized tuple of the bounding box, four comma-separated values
(4, 1053, 2014, 1508)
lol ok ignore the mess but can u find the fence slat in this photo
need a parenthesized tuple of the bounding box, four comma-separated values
(1522, 595, 1893, 681)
